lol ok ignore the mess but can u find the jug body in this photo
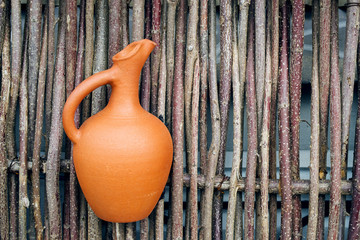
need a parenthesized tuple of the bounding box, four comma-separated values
(74, 109, 172, 222)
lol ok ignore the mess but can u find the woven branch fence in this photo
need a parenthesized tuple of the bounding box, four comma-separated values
(0, 0, 360, 239)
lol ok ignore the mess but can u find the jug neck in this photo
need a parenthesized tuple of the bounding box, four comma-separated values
(106, 69, 142, 116)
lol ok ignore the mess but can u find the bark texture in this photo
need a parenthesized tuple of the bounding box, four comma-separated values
(278, 2, 293, 239)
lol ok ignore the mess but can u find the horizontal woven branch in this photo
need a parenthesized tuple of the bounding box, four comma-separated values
(8, 159, 352, 195)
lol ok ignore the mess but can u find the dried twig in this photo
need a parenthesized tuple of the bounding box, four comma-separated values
(327, 1, 342, 239)
(201, 0, 220, 238)
(31, 11, 48, 240)
(289, 0, 305, 238)
(27, 0, 42, 156)
(213, 0, 232, 238)
(165, 0, 178, 132)
(46, 1, 66, 237)
(198, 0, 209, 238)
(244, 7, 257, 239)
(132, 0, 145, 42)
(307, 1, 320, 239)
(140, 0, 152, 111)
(0, 11, 10, 239)
(83, 0, 95, 122)
(225, 2, 243, 239)
(6, 0, 21, 159)
(0, 0, 6, 54)
(340, 1, 360, 238)
(171, 0, 187, 238)
(269, 0, 279, 238)
(45, 0, 55, 153)
(259, 11, 272, 240)
(150, 0, 161, 115)
(108, 0, 121, 67)
(278, 1, 293, 238)
(19, 29, 29, 240)
(121, 0, 129, 48)
(317, 0, 331, 237)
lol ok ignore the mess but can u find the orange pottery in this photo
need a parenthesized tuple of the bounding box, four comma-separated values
(62, 39, 173, 223)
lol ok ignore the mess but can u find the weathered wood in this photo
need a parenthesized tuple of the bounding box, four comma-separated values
(0, 9, 10, 239)
(327, 1, 342, 239)
(278, 2, 293, 238)
(243, 6, 257, 239)
(290, 0, 305, 238)
(45, 1, 66, 238)
(201, 0, 221, 238)
(31, 10, 47, 239)
(170, 0, 186, 238)
(269, 0, 279, 238)
(307, 1, 320, 239)
(340, 1, 360, 238)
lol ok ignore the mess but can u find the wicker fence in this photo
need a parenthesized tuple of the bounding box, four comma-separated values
(0, 0, 359, 239)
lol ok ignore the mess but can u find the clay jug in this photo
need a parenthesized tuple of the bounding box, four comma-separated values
(62, 39, 173, 223)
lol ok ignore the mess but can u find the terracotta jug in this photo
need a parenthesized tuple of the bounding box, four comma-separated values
(62, 39, 173, 223)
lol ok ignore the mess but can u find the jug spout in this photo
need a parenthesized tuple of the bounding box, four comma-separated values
(112, 39, 156, 73)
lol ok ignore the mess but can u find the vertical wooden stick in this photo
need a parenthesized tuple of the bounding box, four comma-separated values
(121, 0, 129, 48)
(69, 0, 85, 238)
(9, 174, 18, 240)
(213, 0, 232, 238)
(165, 0, 178, 132)
(199, 0, 209, 238)
(65, 0, 77, 98)
(189, 59, 200, 240)
(27, 0, 42, 156)
(234, 1, 250, 239)
(201, 0, 221, 238)
(0, 0, 6, 54)
(243, 7, 257, 239)
(83, 0, 95, 122)
(31, 11, 48, 240)
(108, 0, 121, 67)
(269, 0, 279, 238)
(155, 200, 164, 240)
(225, 2, 243, 239)
(19, 32, 29, 240)
(348, 42, 360, 239)
(254, 0, 265, 134)
(0, 11, 10, 239)
(151, 0, 161, 115)
(140, 0, 152, 111)
(7, 2, 21, 238)
(107, 0, 121, 103)
(278, 1, 293, 238)
(199, 0, 208, 176)
(45, 0, 55, 153)
(307, 1, 320, 239)
(259, 11, 272, 240)
(6, 0, 21, 159)
(340, 1, 360, 238)
(327, 1, 341, 239)
(184, 0, 199, 238)
(317, 0, 331, 238)
(46, 1, 66, 237)
(125, 223, 136, 240)
(289, 0, 305, 238)
(132, 0, 145, 42)
(171, 0, 187, 238)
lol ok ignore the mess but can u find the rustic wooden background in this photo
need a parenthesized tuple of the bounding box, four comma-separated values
(0, 0, 360, 239)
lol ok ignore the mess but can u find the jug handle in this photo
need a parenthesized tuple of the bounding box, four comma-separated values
(62, 68, 114, 144)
